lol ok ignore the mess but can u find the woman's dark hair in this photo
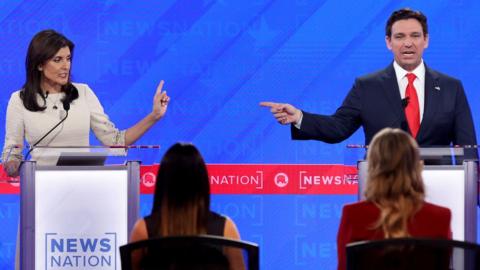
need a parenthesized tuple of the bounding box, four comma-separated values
(21, 29, 78, 111)
(151, 143, 210, 236)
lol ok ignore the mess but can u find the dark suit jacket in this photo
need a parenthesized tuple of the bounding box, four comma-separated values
(292, 64, 477, 147)
(336, 201, 451, 270)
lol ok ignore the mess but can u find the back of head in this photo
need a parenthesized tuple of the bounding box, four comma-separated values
(152, 143, 210, 236)
(365, 128, 425, 238)
(385, 8, 428, 37)
(22, 29, 78, 111)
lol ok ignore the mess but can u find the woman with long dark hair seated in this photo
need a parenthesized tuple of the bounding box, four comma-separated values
(130, 143, 243, 269)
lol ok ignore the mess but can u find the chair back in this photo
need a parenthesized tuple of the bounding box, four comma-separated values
(346, 238, 480, 270)
(120, 235, 259, 270)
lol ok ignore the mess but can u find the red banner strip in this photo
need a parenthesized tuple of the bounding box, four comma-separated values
(1, 164, 358, 195)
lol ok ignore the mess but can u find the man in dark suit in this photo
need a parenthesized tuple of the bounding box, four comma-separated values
(260, 8, 477, 151)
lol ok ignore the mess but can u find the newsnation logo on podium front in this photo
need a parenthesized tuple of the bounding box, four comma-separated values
(45, 232, 117, 269)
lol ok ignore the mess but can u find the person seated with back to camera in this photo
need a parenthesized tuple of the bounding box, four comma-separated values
(336, 128, 451, 270)
(130, 142, 245, 270)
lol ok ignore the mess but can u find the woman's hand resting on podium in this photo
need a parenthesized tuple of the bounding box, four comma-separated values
(3, 160, 20, 177)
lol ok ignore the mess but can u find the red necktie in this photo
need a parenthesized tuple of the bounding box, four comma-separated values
(405, 73, 420, 138)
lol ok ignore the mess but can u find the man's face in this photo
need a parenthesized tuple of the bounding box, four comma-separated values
(386, 18, 429, 71)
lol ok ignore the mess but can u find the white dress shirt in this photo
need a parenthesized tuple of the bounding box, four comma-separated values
(295, 60, 427, 129)
(393, 60, 426, 123)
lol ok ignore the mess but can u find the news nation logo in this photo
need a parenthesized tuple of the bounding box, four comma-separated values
(299, 171, 357, 189)
(45, 232, 116, 269)
(294, 235, 336, 266)
(210, 171, 264, 189)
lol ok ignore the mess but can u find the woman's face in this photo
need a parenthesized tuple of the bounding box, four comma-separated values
(39, 46, 71, 91)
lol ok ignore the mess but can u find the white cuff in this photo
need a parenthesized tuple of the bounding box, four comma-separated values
(293, 111, 303, 129)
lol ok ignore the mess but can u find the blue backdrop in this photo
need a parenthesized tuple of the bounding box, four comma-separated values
(1, 1, 479, 269)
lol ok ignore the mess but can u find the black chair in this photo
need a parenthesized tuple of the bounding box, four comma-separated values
(120, 235, 259, 270)
(346, 238, 480, 270)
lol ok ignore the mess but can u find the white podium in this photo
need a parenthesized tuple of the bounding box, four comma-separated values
(19, 160, 140, 270)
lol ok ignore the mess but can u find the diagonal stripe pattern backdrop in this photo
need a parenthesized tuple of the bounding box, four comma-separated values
(0, 1, 479, 269)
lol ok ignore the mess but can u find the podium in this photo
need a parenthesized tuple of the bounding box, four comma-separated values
(17, 146, 142, 270)
(354, 146, 478, 242)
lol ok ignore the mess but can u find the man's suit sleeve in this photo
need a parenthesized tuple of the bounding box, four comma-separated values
(291, 79, 363, 143)
(452, 81, 478, 160)
(453, 81, 477, 146)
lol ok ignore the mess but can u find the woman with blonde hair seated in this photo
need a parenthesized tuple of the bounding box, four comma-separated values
(337, 128, 451, 270)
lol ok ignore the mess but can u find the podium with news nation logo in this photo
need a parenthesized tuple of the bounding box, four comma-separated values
(356, 146, 478, 242)
(18, 146, 141, 270)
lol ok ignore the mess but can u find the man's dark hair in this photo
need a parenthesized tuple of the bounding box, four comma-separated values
(385, 8, 428, 37)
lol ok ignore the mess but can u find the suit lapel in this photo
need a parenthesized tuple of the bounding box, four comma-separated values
(417, 66, 441, 142)
(381, 64, 405, 126)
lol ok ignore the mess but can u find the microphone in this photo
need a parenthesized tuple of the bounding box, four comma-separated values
(62, 99, 70, 111)
(434, 79, 441, 91)
(400, 97, 410, 132)
(24, 99, 70, 160)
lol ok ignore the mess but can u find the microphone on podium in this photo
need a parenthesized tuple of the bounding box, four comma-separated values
(401, 97, 409, 108)
(24, 99, 71, 160)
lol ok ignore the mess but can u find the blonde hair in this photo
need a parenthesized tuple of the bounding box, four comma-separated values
(364, 128, 425, 238)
